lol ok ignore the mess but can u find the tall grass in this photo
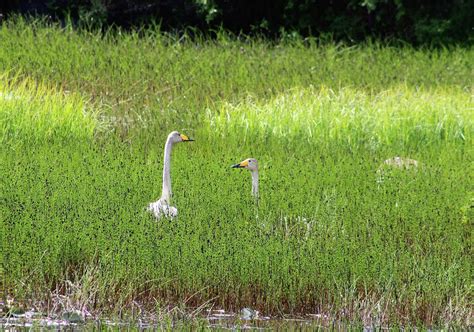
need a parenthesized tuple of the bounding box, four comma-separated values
(207, 86, 471, 149)
(1, 19, 473, 327)
(1, 17, 472, 133)
(0, 77, 96, 143)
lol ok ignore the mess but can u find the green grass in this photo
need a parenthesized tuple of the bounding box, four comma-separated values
(1, 19, 473, 328)
(0, 77, 96, 143)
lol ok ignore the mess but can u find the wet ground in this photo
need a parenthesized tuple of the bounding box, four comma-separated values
(0, 308, 350, 330)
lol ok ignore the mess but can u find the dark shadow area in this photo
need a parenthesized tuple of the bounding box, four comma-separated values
(0, 0, 473, 45)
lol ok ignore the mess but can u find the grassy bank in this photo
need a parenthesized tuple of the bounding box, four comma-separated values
(1, 20, 473, 327)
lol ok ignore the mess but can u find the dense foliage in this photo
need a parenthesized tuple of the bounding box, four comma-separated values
(1, 0, 473, 44)
(1, 21, 472, 327)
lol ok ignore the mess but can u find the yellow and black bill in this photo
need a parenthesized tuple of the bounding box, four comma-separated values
(180, 133, 194, 142)
(231, 159, 249, 168)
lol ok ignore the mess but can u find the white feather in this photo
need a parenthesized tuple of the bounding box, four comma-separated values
(147, 198, 178, 219)
(148, 131, 191, 220)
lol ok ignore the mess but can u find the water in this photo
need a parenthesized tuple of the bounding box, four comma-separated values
(0, 308, 347, 330)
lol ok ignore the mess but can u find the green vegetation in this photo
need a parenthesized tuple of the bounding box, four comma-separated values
(4, 0, 473, 44)
(1, 20, 473, 328)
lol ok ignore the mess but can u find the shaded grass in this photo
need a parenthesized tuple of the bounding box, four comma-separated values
(1, 19, 473, 327)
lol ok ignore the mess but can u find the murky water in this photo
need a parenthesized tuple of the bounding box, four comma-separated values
(0, 309, 353, 330)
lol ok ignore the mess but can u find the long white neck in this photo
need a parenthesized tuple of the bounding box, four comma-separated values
(161, 136, 173, 202)
(251, 170, 259, 200)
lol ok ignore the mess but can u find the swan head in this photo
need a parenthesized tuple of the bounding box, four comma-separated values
(231, 158, 258, 172)
(168, 131, 194, 144)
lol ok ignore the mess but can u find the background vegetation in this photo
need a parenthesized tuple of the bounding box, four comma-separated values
(1, 0, 473, 45)
(0, 19, 473, 328)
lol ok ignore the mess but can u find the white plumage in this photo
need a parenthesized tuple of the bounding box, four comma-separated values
(148, 198, 178, 219)
(148, 131, 193, 219)
(231, 158, 259, 200)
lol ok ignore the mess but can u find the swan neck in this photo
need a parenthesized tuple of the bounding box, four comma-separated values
(251, 170, 259, 200)
(161, 136, 173, 202)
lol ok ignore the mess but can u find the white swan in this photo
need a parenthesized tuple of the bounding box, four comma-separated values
(232, 158, 315, 239)
(148, 131, 193, 219)
(231, 158, 259, 200)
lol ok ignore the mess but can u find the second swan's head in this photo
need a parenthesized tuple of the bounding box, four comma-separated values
(168, 131, 194, 144)
(231, 158, 258, 172)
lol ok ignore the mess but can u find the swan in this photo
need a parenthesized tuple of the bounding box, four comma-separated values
(148, 131, 193, 219)
(231, 158, 315, 239)
(231, 158, 259, 200)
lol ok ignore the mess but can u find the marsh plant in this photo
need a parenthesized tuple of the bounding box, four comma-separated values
(1, 20, 472, 328)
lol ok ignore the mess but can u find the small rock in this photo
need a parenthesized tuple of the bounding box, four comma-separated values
(376, 156, 420, 184)
(240, 307, 259, 320)
(382, 156, 419, 169)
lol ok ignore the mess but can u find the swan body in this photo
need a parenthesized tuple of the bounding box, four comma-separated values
(148, 131, 193, 219)
(232, 158, 259, 200)
(148, 198, 178, 219)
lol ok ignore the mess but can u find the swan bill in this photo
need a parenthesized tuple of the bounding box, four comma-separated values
(180, 133, 194, 142)
(232, 159, 249, 168)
